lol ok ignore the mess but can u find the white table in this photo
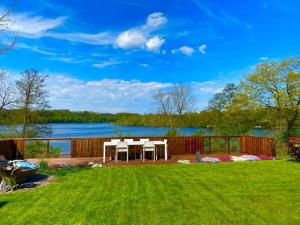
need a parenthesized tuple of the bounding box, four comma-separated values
(103, 140, 168, 163)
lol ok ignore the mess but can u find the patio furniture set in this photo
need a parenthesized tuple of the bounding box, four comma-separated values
(103, 139, 168, 163)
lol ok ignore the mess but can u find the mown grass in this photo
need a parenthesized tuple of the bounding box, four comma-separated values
(1, 161, 300, 225)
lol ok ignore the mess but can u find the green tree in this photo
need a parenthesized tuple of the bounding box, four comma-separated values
(242, 57, 300, 138)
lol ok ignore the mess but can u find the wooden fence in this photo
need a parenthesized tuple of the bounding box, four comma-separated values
(0, 136, 277, 160)
(240, 136, 275, 156)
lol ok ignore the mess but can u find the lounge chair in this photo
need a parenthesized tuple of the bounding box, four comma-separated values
(0, 160, 39, 192)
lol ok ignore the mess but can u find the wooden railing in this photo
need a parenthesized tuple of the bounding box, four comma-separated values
(0, 136, 276, 160)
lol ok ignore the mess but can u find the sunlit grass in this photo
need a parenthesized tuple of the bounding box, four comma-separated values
(1, 161, 300, 225)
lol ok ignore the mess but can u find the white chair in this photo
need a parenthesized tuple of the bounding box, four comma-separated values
(143, 141, 156, 162)
(139, 139, 149, 160)
(115, 141, 129, 162)
(124, 139, 134, 143)
(140, 138, 149, 143)
(111, 139, 120, 144)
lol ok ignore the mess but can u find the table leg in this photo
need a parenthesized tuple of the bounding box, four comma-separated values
(103, 144, 106, 163)
(165, 144, 168, 161)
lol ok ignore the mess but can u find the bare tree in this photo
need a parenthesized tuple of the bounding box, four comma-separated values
(0, 70, 15, 110)
(0, 0, 17, 54)
(16, 69, 50, 137)
(153, 89, 174, 115)
(171, 83, 195, 115)
(153, 83, 195, 128)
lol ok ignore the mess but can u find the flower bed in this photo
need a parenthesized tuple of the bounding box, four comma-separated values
(180, 154, 275, 164)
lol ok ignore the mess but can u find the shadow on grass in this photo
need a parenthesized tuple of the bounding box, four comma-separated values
(17, 174, 50, 190)
(0, 201, 8, 208)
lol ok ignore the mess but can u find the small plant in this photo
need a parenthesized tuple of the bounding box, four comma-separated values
(192, 130, 204, 136)
(165, 128, 181, 137)
(113, 128, 131, 137)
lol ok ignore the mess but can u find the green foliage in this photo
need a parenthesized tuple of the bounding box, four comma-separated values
(165, 128, 181, 137)
(25, 141, 62, 158)
(113, 128, 131, 137)
(242, 57, 300, 139)
(38, 161, 89, 177)
(192, 129, 204, 136)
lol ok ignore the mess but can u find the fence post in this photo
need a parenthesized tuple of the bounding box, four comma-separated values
(47, 140, 50, 158)
(208, 137, 211, 154)
(227, 137, 230, 154)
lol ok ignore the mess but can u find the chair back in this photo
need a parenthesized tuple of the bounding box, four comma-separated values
(111, 139, 120, 144)
(143, 141, 155, 148)
(124, 139, 134, 143)
(140, 138, 149, 144)
(116, 141, 128, 148)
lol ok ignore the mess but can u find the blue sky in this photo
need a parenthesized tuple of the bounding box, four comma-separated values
(1, 0, 300, 113)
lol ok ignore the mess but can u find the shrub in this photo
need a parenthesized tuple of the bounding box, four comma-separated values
(288, 138, 300, 161)
(25, 141, 62, 158)
(192, 130, 204, 136)
(165, 128, 181, 137)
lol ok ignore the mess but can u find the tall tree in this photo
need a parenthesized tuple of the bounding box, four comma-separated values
(207, 83, 239, 130)
(242, 57, 300, 138)
(16, 69, 50, 137)
(208, 83, 238, 111)
(153, 83, 195, 128)
(0, 0, 17, 55)
(153, 89, 174, 115)
(0, 70, 15, 110)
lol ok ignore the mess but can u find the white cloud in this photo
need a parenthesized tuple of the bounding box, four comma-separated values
(45, 74, 229, 113)
(7, 10, 167, 53)
(145, 36, 165, 52)
(46, 74, 172, 113)
(46, 32, 115, 45)
(199, 44, 207, 54)
(17, 43, 57, 56)
(145, 12, 168, 29)
(259, 57, 269, 61)
(115, 30, 146, 49)
(139, 63, 149, 68)
(179, 46, 195, 56)
(115, 12, 167, 51)
(10, 13, 66, 38)
(3, 69, 238, 113)
(93, 59, 124, 68)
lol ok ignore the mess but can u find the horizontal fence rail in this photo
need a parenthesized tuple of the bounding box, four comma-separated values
(0, 135, 278, 160)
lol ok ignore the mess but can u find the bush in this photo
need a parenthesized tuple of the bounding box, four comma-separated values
(288, 139, 300, 161)
(165, 128, 181, 137)
(192, 130, 204, 136)
(25, 141, 62, 158)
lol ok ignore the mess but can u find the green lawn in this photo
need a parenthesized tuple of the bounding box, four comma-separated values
(1, 161, 300, 225)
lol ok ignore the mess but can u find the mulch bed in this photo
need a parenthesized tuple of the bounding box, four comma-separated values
(1, 174, 55, 194)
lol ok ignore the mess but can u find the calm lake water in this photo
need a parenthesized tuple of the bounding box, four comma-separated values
(47, 123, 269, 138)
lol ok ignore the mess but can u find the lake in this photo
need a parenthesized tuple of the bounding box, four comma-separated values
(47, 123, 269, 138)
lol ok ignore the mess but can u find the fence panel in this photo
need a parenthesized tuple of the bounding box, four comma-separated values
(0, 139, 24, 160)
(240, 136, 275, 156)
